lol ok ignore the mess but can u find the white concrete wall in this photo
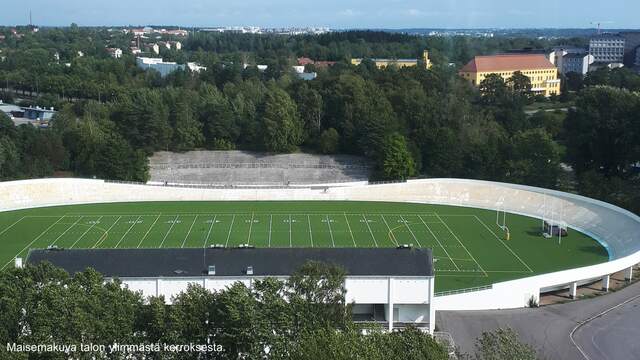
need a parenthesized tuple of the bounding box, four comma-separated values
(3, 178, 640, 310)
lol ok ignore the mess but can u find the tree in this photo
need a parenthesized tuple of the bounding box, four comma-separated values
(319, 128, 340, 154)
(479, 74, 509, 106)
(506, 128, 561, 188)
(474, 328, 538, 360)
(563, 86, 640, 177)
(379, 133, 416, 181)
(507, 71, 533, 101)
(261, 84, 303, 152)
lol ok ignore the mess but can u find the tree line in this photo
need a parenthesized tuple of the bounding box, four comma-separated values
(0, 27, 639, 214)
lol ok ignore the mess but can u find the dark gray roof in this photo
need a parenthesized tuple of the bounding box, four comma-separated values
(26, 247, 433, 278)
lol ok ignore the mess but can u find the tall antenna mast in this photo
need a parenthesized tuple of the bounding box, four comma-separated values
(29, 10, 32, 27)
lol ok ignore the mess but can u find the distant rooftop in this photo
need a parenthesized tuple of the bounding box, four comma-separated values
(26, 247, 433, 278)
(461, 54, 555, 72)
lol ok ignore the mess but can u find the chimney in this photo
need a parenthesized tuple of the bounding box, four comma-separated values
(208, 265, 216, 275)
(14, 257, 23, 269)
(246, 266, 254, 275)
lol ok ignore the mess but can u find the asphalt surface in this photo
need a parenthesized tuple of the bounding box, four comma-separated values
(437, 280, 640, 360)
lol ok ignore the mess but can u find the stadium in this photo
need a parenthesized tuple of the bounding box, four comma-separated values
(1, 178, 639, 314)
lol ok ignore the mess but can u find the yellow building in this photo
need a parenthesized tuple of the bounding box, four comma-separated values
(351, 50, 432, 69)
(459, 54, 560, 97)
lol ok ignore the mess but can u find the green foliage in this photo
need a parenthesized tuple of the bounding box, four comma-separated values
(319, 128, 340, 154)
(506, 128, 561, 188)
(261, 84, 303, 152)
(474, 328, 538, 360)
(379, 133, 416, 181)
(0, 261, 449, 359)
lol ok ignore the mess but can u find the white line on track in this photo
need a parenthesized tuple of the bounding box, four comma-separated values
(399, 215, 422, 247)
(326, 215, 335, 247)
(115, 216, 142, 248)
(247, 213, 254, 245)
(138, 214, 161, 248)
(362, 214, 378, 247)
(380, 214, 398, 246)
(473, 215, 533, 273)
(70, 216, 103, 249)
(203, 215, 216, 248)
(50, 216, 83, 248)
(0, 217, 25, 238)
(435, 213, 487, 277)
(344, 212, 356, 247)
(289, 215, 292, 247)
(225, 214, 235, 247)
(182, 215, 198, 248)
(1, 216, 66, 270)
(418, 215, 459, 271)
(93, 216, 122, 248)
(268, 214, 272, 247)
(307, 215, 314, 247)
(159, 215, 179, 248)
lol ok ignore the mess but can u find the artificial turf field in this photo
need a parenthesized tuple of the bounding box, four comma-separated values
(0, 201, 609, 292)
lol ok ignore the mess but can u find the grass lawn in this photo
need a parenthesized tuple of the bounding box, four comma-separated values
(0, 201, 608, 292)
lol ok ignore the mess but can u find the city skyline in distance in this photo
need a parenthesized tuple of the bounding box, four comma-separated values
(1, 0, 638, 29)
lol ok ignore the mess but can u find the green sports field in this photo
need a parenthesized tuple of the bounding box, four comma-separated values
(0, 201, 609, 292)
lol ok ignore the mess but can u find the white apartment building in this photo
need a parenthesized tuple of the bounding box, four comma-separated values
(26, 247, 436, 333)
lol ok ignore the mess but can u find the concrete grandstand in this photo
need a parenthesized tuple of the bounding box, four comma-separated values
(148, 151, 372, 185)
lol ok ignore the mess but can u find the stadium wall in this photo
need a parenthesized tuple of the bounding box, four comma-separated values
(1, 178, 639, 311)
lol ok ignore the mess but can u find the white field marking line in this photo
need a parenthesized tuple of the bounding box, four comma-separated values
(326, 215, 335, 247)
(159, 215, 179, 248)
(115, 215, 142, 248)
(435, 269, 532, 273)
(307, 215, 314, 247)
(182, 215, 198, 248)
(344, 212, 357, 247)
(472, 215, 534, 273)
(203, 215, 217, 248)
(202, 215, 218, 248)
(50, 216, 84, 247)
(137, 214, 161, 248)
(0, 216, 66, 271)
(70, 216, 103, 249)
(380, 214, 399, 246)
(0, 217, 25, 237)
(435, 213, 488, 277)
(362, 214, 378, 247)
(225, 214, 235, 247)
(399, 215, 422, 248)
(570, 292, 640, 360)
(247, 213, 255, 245)
(289, 214, 292, 247)
(418, 215, 460, 271)
(268, 214, 272, 247)
(93, 216, 122, 248)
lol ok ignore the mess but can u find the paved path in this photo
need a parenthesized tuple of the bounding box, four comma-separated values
(437, 281, 640, 360)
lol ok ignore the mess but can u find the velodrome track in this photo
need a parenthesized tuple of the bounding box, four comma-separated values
(0, 178, 638, 310)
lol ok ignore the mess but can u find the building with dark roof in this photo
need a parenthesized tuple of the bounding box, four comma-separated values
(26, 247, 436, 332)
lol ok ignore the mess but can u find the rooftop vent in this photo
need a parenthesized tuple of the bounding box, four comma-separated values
(396, 244, 412, 249)
(246, 266, 254, 275)
(14, 257, 22, 269)
(174, 269, 187, 275)
(238, 244, 255, 249)
(210, 244, 225, 249)
(208, 265, 216, 275)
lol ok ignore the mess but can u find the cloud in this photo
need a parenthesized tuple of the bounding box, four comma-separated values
(338, 9, 362, 17)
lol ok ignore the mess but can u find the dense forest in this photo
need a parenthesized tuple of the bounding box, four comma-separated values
(0, 27, 639, 213)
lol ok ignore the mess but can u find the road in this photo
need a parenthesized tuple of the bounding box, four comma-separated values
(437, 281, 640, 360)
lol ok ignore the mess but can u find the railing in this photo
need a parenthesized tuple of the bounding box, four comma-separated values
(435, 284, 492, 297)
(150, 162, 372, 171)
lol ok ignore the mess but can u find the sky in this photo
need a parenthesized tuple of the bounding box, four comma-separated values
(1, 0, 638, 29)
